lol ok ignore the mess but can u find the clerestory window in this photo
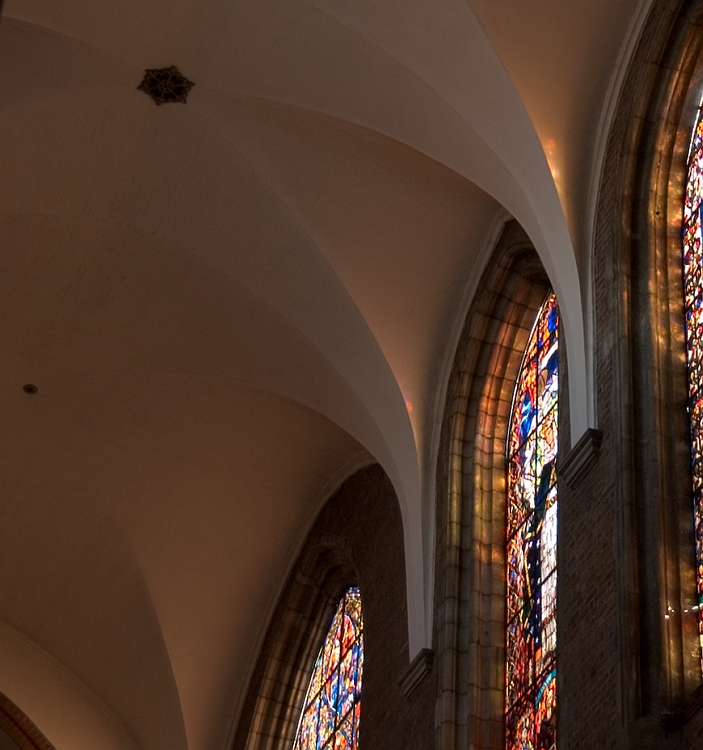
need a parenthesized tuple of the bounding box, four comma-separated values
(505, 292, 559, 750)
(292, 587, 364, 750)
(682, 102, 703, 671)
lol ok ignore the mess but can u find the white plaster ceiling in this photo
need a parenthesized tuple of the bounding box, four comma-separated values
(0, 0, 648, 749)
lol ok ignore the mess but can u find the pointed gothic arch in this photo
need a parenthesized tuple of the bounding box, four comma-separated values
(435, 220, 555, 749)
(234, 465, 434, 750)
(590, 0, 703, 739)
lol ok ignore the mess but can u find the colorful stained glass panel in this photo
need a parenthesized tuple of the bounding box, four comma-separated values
(293, 588, 363, 750)
(505, 292, 559, 750)
(683, 106, 703, 672)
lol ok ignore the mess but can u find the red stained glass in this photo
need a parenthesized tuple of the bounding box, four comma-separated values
(683, 107, 703, 671)
(505, 293, 559, 750)
(293, 588, 363, 750)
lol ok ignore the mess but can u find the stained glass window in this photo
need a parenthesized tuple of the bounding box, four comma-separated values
(292, 587, 364, 750)
(505, 292, 559, 750)
(683, 105, 703, 670)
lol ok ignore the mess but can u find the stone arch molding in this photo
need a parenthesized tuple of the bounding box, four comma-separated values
(0, 691, 57, 750)
(0, 621, 138, 750)
(233, 539, 358, 750)
(435, 221, 553, 750)
(591, 0, 703, 736)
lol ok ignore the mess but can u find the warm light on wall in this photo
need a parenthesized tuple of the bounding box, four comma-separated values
(544, 138, 563, 191)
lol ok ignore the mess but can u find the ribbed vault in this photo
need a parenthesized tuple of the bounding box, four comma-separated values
(0, 0, 654, 747)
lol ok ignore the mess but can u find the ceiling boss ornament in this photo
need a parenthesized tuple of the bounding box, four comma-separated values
(138, 66, 194, 105)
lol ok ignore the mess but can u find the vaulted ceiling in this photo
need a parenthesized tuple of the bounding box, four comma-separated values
(0, 0, 648, 749)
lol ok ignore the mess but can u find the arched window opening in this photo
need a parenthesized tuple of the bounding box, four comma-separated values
(682, 101, 703, 674)
(505, 292, 559, 750)
(292, 586, 364, 750)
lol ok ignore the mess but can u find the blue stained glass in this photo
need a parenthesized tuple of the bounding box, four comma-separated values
(505, 292, 559, 750)
(293, 588, 363, 750)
